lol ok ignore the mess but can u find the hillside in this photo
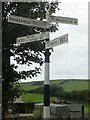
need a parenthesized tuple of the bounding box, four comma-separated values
(16, 79, 89, 92)
(15, 79, 90, 113)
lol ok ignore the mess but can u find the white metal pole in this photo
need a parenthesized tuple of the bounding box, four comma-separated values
(43, 3, 51, 119)
(43, 49, 51, 119)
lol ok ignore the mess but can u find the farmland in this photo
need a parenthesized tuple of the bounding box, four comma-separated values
(17, 79, 89, 92)
(15, 79, 90, 113)
(21, 93, 44, 103)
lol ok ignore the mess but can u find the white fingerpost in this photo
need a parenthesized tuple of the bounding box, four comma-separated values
(43, 3, 51, 119)
(7, 3, 78, 119)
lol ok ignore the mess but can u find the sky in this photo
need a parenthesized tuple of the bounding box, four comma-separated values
(11, 0, 89, 82)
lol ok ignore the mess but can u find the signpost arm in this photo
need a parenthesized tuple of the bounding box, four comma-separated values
(43, 3, 51, 119)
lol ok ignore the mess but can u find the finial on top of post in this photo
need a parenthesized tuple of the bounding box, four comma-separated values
(45, 3, 51, 14)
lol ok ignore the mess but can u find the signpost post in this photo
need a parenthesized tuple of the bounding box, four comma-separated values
(43, 4, 51, 119)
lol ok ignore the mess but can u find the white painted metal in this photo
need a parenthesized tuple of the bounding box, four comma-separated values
(43, 106, 50, 118)
(8, 15, 49, 29)
(47, 14, 78, 25)
(43, 4, 51, 119)
(44, 63, 50, 85)
(16, 32, 49, 44)
(45, 34, 68, 49)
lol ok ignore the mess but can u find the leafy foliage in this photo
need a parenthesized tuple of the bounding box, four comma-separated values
(2, 2, 59, 115)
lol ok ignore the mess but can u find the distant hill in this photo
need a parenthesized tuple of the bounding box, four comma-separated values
(16, 79, 89, 92)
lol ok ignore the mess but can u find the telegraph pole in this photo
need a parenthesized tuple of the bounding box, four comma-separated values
(43, 3, 51, 119)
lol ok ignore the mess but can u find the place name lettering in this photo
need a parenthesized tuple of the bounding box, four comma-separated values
(8, 15, 49, 28)
(48, 16, 78, 25)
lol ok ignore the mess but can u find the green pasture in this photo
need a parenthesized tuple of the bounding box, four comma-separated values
(17, 80, 89, 92)
(50, 80, 64, 85)
(60, 80, 89, 92)
(21, 93, 43, 103)
(17, 82, 42, 91)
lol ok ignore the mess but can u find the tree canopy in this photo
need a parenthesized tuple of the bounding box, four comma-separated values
(2, 2, 59, 115)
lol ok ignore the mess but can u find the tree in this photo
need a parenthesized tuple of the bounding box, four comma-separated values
(2, 2, 59, 116)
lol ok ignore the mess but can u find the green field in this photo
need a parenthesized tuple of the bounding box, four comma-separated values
(60, 80, 89, 92)
(17, 82, 42, 91)
(21, 93, 44, 103)
(17, 79, 89, 92)
(16, 79, 90, 113)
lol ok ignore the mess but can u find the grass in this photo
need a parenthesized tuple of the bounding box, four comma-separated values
(16, 82, 42, 91)
(50, 80, 64, 85)
(60, 80, 89, 92)
(17, 79, 89, 92)
(21, 93, 43, 103)
(84, 106, 90, 113)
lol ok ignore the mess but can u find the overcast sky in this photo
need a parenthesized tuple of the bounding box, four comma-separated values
(11, 0, 89, 82)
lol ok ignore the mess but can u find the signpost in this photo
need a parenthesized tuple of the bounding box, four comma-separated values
(47, 14, 78, 25)
(45, 34, 68, 49)
(7, 2, 78, 119)
(8, 15, 49, 29)
(16, 32, 49, 44)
